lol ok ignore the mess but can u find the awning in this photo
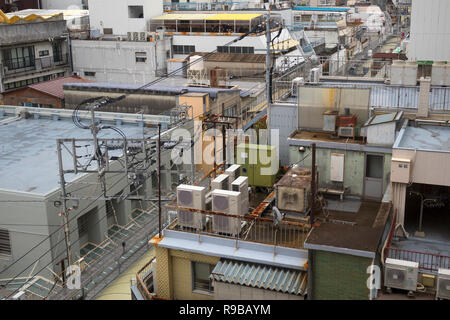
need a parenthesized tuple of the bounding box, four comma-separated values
(210, 259, 308, 296)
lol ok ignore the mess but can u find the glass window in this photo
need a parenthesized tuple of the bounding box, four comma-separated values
(192, 262, 214, 293)
(52, 42, 63, 62)
(366, 154, 384, 179)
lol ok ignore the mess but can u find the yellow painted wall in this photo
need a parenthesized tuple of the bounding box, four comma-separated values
(155, 246, 220, 300)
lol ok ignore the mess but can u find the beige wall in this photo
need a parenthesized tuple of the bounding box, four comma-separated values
(155, 246, 220, 300)
(391, 148, 450, 225)
(392, 149, 450, 187)
(178, 93, 210, 120)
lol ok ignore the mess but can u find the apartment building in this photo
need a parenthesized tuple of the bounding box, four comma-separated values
(0, 10, 71, 96)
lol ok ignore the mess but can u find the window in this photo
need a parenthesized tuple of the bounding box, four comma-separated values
(84, 71, 96, 77)
(52, 42, 63, 63)
(172, 45, 195, 55)
(128, 5, 144, 19)
(0, 228, 11, 256)
(192, 262, 214, 293)
(217, 46, 254, 54)
(366, 154, 384, 179)
(2, 46, 35, 70)
(39, 50, 49, 57)
(135, 52, 147, 63)
(103, 28, 113, 35)
(77, 214, 89, 237)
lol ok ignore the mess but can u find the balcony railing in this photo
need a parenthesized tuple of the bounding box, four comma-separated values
(2, 53, 69, 77)
(386, 247, 450, 273)
(166, 206, 311, 250)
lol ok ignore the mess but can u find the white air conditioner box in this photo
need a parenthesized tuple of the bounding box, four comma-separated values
(391, 158, 411, 184)
(437, 268, 450, 300)
(212, 174, 229, 191)
(232, 176, 249, 214)
(176, 184, 206, 230)
(212, 189, 242, 235)
(384, 258, 419, 292)
(225, 164, 241, 189)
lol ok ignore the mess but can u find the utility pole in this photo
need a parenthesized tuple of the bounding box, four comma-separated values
(310, 143, 316, 224)
(265, 12, 272, 106)
(57, 140, 72, 268)
(158, 123, 162, 237)
(90, 108, 107, 198)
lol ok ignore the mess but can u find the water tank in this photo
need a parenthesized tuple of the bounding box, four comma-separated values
(431, 61, 448, 86)
(403, 61, 418, 86)
(189, 55, 205, 71)
(390, 60, 404, 85)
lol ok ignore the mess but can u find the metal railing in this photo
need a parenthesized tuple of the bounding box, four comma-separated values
(166, 206, 311, 250)
(2, 53, 69, 76)
(386, 247, 450, 273)
(135, 257, 155, 300)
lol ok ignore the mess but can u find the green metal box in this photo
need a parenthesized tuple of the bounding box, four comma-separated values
(236, 143, 279, 187)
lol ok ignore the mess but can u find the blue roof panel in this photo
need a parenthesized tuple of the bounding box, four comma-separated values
(293, 7, 350, 12)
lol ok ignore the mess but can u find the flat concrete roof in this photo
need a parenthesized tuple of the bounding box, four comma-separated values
(0, 112, 155, 196)
(394, 125, 450, 153)
(305, 201, 391, 257)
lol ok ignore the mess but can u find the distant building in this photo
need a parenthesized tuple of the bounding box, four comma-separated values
(0, 10, 71, 95)
(1, 75, 91, 108)
(407, 0, 450, 62)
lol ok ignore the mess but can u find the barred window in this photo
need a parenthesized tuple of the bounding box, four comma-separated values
(0, 228, 11, 256)
(77, 214, 89, 237)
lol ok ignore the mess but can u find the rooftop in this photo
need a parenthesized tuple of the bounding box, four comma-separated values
(290, 130, 365, 145)
(0, 107, 158, 195)
(394, 124, 450, 153)
(210, 258, 307, 296)
(152, 13, 262, 21)
(63, 83, 242, 99)
(305, 201, 391, 258)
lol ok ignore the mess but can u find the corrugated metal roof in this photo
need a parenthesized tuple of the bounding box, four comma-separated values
(190, 52, 266, 64)
(28, 75, 92, 99)
(210, 259, 307, 296)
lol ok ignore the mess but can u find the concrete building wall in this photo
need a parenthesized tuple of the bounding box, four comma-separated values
(71, 39, 170, 84)
(311, 250, 372, 300)
(408, 0, 450, 61)
(41, 0, 85, 9)
(0, 153, 157, 280)
(289, 146, 391, 197)
(214, 282, 304, 300)
(297, 87, 370, 129)
(269, 103, 298, 166)
(0, 19, 67, 45)
(89, 0, 163, 35)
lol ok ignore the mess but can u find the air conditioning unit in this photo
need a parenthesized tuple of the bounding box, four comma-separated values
(212, 189, 242, 235)
(176, 184, 206, 230)
(225, 164, 241, 189)
(232, 176, 249, 215)
(211, 174, 229, 191)
(384, 258, 419, 292)
(338, 126, 355, 138)
(132, 32, 139, 41)
(139, 32, 147, 41)
(437, 268, 450, 300)
(291, 77, 305, 97)
(127, 32, 133, 41)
